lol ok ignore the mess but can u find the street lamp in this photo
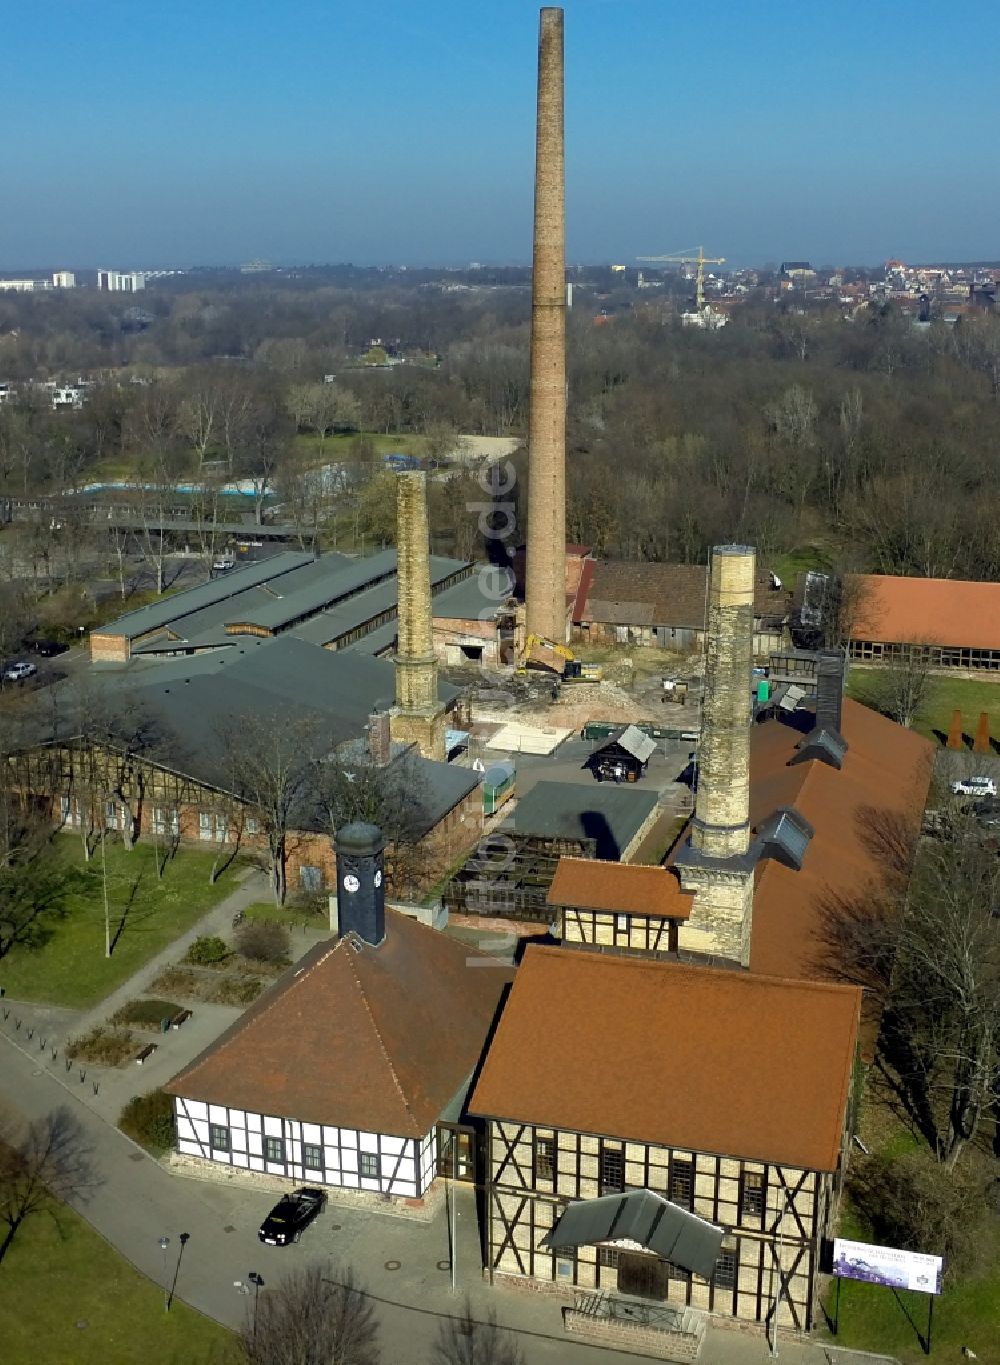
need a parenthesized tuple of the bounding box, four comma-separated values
(158, 1236, 170, 1312)
(248, 1271, 264, 1350)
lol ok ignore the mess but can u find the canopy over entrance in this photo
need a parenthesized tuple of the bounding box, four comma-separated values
(541, 1189, 723, 1282)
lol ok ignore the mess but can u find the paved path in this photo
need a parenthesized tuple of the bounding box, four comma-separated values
(0, 867, 886, 1364)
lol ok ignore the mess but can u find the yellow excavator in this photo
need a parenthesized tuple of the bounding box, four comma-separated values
(517, 634, 602, 681)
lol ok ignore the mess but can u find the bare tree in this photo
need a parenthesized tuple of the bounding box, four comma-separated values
(219, 711, 319, 905)
(0, 1107, 97, 1265)
(313, 749, 431, 898)
(869, 644, 932, 729)
(821, 812, 1000, 1167)
(432, 1299, 524, 1365)
(239, 1262, 379, 1365)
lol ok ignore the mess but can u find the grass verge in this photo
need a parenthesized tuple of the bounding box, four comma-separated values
(848, 669, 1000, 743)
(0, 1194, 237, 1365)
(0, 836, 245, 1008)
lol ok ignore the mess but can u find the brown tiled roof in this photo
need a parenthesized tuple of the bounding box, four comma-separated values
(547, 858, 693, 920)
(581, 561, 786, 628)
(470, 948, 861, 1171)
(163, 912, 513, 1137)
(850, 573, 1000, 651)
(748, 699, 932, 981)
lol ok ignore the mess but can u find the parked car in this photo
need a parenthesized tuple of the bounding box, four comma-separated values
(973, 798, 1000, 828)
(4, 661, 38, 683)
(952, 776, 998, 799)
(26, 638, 68, 658)
(258, 1187, 327, 1246)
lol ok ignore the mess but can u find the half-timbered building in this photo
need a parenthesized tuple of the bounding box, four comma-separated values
(470, 946, 861, 1331)
(548, 858, 693, 956)
(165, 825, 513, 1204)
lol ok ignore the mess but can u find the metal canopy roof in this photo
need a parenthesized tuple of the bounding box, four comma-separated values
(540, 1190, 723, 1282)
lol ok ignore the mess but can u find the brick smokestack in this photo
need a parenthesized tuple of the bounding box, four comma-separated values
(676, 544, 757, 967)
(692, 545, 755, 859)
(389, 471, 446, 760)
(525, 6, 567, 644)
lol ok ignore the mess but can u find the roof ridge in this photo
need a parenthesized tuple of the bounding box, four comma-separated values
(168, 940, 340, 1086)
(528, 944, 861, 996)
(343, 938, 422, 1132)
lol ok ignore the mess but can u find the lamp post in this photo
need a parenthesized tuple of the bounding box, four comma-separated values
(449, 1129, 458, 1294)
(248, 1271, 264, 1350)
(158, 1235, 170, 1312)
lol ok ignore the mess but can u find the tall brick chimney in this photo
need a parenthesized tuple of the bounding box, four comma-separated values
(389, 471, 446, 760)
(677, 545, 756, 967)
(524, 6, 567, 644)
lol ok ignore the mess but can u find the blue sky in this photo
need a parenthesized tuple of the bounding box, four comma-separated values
(4, 0, 999, 269)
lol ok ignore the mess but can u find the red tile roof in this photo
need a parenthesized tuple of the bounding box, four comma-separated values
(850, 573, 1000, 651)
(547, 857, 693, 920)
(747, 699, 932, 980)
(163, 912, 513, 1137)
(470, 948, 861, 1171)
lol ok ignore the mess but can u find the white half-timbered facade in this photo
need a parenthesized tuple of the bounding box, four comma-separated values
(165, 846, 512, 1207)
(173, 1098, 437, 1199)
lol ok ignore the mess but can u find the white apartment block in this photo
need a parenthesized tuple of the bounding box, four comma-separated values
(97, 269, 145, 292)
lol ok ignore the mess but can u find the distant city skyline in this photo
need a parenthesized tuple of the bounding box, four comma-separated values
(3, 0, 999, 270)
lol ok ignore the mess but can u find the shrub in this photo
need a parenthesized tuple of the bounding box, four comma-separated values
(184, 935, 229, 966)
(848, 1150, 990, 1280)
(66, 1026, 136, 1067)
(110, 998, 181, 1030)
(119, 1089, 176, 1154)
(235, 919, 290, 964)
(212, 975, 264, 1005)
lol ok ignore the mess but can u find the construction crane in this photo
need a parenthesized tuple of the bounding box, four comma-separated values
(637, 246, 725, 312)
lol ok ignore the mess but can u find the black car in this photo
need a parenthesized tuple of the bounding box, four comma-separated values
(258, 1187, 327, 1246)
(26, 638, 68, 658)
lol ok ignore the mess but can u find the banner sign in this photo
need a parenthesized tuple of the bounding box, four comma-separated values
(833, 1238, 942, 1295)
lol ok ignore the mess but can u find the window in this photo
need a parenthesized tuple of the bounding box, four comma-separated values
(535, 1136, 555, 1182)
(669, 1158, 693, 1206)
(303, 1143, 323, 1171)
(714, 1245, 738, 1290)
(209, 1124, 230, 1151)
(598, 1246, 620, 1269)
(264, 1136, 285, 1164)
(668, 1260, 691, 1283)
(153, 806, 178, 836)
(359, 1152, 379, 1179)
(199, 811, 212, 842)
(600, 1145, 625, 1194)
(741, 1170, 765, 1219)
(214, 813, 229, 842)
(299, 865, 322, 892)
(246, 816, 259, 836)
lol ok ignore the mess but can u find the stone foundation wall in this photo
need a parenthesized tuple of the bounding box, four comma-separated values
(564, 1310, 703, 1361)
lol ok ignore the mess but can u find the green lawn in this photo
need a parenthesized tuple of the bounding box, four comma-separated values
(292, 430, 431, 461)
(822, 1206, 1000, 1364)
(0, 837, 245, 1008)
(0, 1195, 237, 1365)
(848, 668, 1000, 742)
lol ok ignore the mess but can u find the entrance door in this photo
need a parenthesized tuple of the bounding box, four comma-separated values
(437, 1124, 475, 1183)
(618, 1251, 669, 1301)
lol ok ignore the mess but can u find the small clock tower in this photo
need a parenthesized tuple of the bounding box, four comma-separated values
(332, 822, 386, 946)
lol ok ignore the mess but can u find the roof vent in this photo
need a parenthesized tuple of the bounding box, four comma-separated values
(792, 727, 847, 771)
(752, 805, 813, 871)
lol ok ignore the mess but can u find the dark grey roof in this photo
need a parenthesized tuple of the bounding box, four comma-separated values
(432, 566, 515, 621)
(513, 781, 659, 861)
(541, 1190, 723, 1281)
(231, 549, 400, 630)
(597, 724, 657, 763)
(92, 551, 315, 640)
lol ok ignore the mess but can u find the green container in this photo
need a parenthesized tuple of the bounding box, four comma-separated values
(756, 680, 771, 703)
